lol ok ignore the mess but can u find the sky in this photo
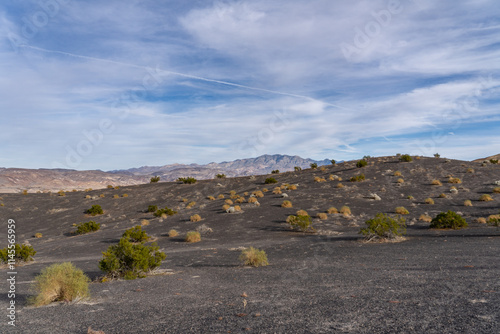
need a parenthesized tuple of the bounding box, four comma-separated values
(1, 0, 499, 170)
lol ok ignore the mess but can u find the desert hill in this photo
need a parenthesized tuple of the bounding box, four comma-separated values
(0, 155, 499, 333)
(473, 154, 500, 162)
(0, 154, 331, 193)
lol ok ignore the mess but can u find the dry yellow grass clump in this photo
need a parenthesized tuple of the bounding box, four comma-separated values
(234, 205, 242, 212)
(217, 194, 225, 199)
(273, 187, 282, 194)
(479, 194, 493, 202)
(253, 191, 264, 198)
(141, 219, 150, 226)
(287, 184, 297, 190)
(262, 188, 269, 192)
(34, 233, 43, 238)
(438, 193, 447, 198)
(190, 214, 202, 222)
(314, 176, 327, 183)
(186, 201, 196, 209)
(393, 171, 402, 176)
(185, 231, 201, 243)
(229, 190, 237, 196)
(448, 177, 462, 184)
(222, 204, 231, 211)
(207, 196, 216, 201)
(340, 206, 351, 215)
(225, 199, 234, 205)
(296, 209, 309, 216)
(425, 198, 435, 205)
(464, 200, 472, 207)
(476, 217, 487, 224)
(327, 207, 338, 214)
(248, 197, 259, 204)
(336, 183, 344, 188)
(317, 213, 328, 220)
(282, 200, 293, 208)
(395, 207, 409, 215)
(122, 194, 128, 198)
(467, 168, 474, 173)
(182, 198, 189, 202)
(235, 197, 246, 203)
(168, 229, 178, 237)
(113, 194, 119, 199)
(419, 214, 432, 223)
(397, 178, 404, 184)
(493, 187, 500, 194)
(99, 194, 105, 198)
(431, 180, 442, 186)
(240, 247, 269, 267)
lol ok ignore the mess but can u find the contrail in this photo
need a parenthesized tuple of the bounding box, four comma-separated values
(19, 44, 351, 110)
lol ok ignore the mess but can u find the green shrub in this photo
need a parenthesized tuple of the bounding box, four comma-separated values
(294, 166, 302, 171)
(434, 153, 440, 158)
(216, 174, 226, 179)
(122, 226, 149, 243)
(150, 176, 160, 183)
(490, 159, 498, 164)
(330, 159, 336, 165)
(147, 205, 158, 213)
(350, 174, 365, 182)
(271, 170, 280, 174)
(99, 237, 166, 280)
(240, 247, 269, 267)
(399, 154, 413, 162)
(488, 213, 500, 227)
(359, 213, 406, 240)
(310, 163, 318, 169)
(265, 177, 278, 184)
(85, 205, 103, 216)
(153, 207, 178, 217)
(0, 244, 36, 263)
(286, 215, 314, 232)
(178, 177, 197, 184)
(356, 159, 368, 168)
(430, 211, 468, 229)
(29, 262, 90, 306)
(75, 221, 101, 235)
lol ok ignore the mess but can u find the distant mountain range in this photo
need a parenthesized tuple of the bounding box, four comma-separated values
(0, 154, 332, 193)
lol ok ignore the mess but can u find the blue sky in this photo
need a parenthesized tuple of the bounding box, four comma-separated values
(1, 0, 499, 170)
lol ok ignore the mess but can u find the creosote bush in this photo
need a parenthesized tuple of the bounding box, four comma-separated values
(178, 177, 197, 184)
(99, 237, 166, 280)
(395, 207, 409, 215)
(479, 194, 493, 202)
(310, 163, 318, 169)
(286, 215, 314, 232)
(29, 262, 90, 307)
(281, 200, 293, 208)
(240, 247, 269, 267)
(122, 226, 149, 243)
(216, 173, 226, 179)
(150, 176, 160, 183)
(360, 213, 406, 241)
(85, 205, 103, 216)
(356, 160, 368, 168)
(190, 214, 202, 222)
(430, 211, 468, 229)
(147, 205, 158, 213)
(75, 221, 101, 235)
(265, 177, 278, 184)
(271, 170, 280, 174)
(294, 166, 302, 171)
(330, 159, 336, 165)
(399, 154, 412, 162)
(350, 174, 365, 182)
(185, 231, 201, 243)
(153, 207, 177, 217)
(0, 244, 36, 263)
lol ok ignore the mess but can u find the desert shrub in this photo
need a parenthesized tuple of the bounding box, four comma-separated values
(287, 184, 297, 190)
(327, 207, 338, 214)
(22, 190, 28, 195)
(29, 262, 90, 306)
(314, 176, 327, 182)
(320, 166, 327, 171)
(114, 186, 119, 190)
(464, 200, 472, 207)
(235, 197, 246, 203)
(434, 153, 440, 158)
(248, 197, 259, 204)
(113, 194, 120, 199)
(490, 159, 499, 164)
(476, 217, 487, 224)
(467, 168, 474, 173)
(168, 229, 178, 237)
(419, 214, 432, 222)
(58, 190, 66, 197)
(150, 176, 160, 183)
(207, 196, 216, 201)
(425, 198, 435, 205)
(340, 206, 351, 215)
(281, 200, 293, 208)
(85, 195, 92, 199)
(359, 213, 406, 240)
(492, 187, 500, 194)
(122, 194, 128, 198)
(190, 214, 202, 222)
(296, 209, 309, 216)
(222, 204, 231, 211)
(253, 191, 264, 198)
(216, 174, 226, 179)
(336, 183, 344, 188)
(99, 237, 166, 280)
(181, 198, 189, 202)
(310, 163, 318, 169)
(178, 177, 197, 184)
(431, 179, 442, 186)
(488, 214, 500, 227)
(34, 233, 43, 238)
(317, 213, 328, 220)
(107, 185, 113, 189)
(122, 226, 149, 243)
(330, 159, 336, 165)
(294, 166, 302, 171)
(240, 247, 269, 267)
(430, 211, 468, 229)
(287, 215, 314, 232)
(393, 171, 402, 176)
(185, 231, 201, 243)
(399, 154, 412, 162)
(273, 187, 282, 194)
(397, 178, 405, 184)
(448, 177, 462, 184)
(186, 201, 196, 209)
(234, 205, 242, 212)
(356, 160, 368, 168)
(86, 205, 103, 216)
(75, 221, 101, 235)
(407, 195, 414, 200)
(99, 194, 105, 198)
(217, 194, 225, 199)
(265, 177, 278, 184)
(271, 170, 280, 174)
(395, 207, 409, 215)
(438, 193, 447, 198)
(153, 207, 177, 217)
(0, 244, 36, 263)
(141, 219, 150, 226)
(479, 194, 493, 202)
(350, 174, 365, 182)
(147, 205, 158, 213)
(225, 199, 234, 205)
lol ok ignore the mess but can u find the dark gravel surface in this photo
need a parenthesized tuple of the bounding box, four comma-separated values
(0, 156, 499, 333)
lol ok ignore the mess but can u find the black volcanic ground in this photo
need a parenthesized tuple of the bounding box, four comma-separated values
(0, 156, 499, 333)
